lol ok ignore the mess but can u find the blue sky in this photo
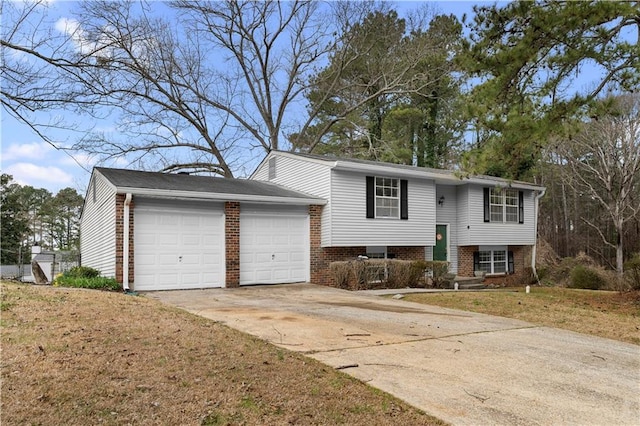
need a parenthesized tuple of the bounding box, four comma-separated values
(0, 1, 496, 195)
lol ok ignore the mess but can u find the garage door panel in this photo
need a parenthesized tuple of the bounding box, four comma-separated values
(180, 254, 200, 265)
(290, 252, 305, 262)
(134, 206, 224, 291)
(240, 212, 309, 285)
(182, 235, 201, 246)
(159, 214, 179, 225)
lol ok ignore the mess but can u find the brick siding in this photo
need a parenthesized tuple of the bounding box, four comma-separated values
(314, 245, 425, 287)
(457, 245, 478, 277)
(459, 244, 533, 285)
(115, 194, 134, 285)
(225, 201, 240, 288)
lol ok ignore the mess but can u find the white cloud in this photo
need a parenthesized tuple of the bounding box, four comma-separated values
(55, 17, 96, 56)
(1, 142, 54, 162)
(60, 152, 96, 169)
(4, 162, 74, 192)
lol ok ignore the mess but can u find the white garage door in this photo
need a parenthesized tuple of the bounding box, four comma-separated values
(134, 199, 225, 291)
(240, 206, 309, 285)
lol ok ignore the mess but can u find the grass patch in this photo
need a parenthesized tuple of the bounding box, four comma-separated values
(1, 282, 445, 425)
(402, 287, 640, 345)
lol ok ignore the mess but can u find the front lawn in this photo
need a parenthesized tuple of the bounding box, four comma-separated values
(402, 287, 640, 345)
(1, 281, 444, 426)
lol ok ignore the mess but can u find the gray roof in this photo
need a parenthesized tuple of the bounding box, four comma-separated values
(95, 167, 324, 203)
(286, 151, 452, 175)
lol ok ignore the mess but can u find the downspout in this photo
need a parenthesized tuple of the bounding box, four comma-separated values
(531, 188, 546, 283)
(123, 193, 132, 291)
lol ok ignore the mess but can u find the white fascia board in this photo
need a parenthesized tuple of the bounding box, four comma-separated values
(332, 161, 454, 181)
(463, 177, 545, 191)
(114, 186, 327, 205)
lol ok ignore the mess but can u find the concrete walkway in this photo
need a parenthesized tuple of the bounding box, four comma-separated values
(147, 283, 640, 425)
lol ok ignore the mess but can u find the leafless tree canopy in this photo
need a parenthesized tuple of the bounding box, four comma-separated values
(2, 0, 453, 176)
(546, 94, 640, 274)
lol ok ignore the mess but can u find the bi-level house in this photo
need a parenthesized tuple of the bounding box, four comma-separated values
(80, 151, 545, 291)
(251, 151, 546, 285)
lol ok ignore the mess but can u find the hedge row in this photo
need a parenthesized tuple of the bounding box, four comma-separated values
(329, 259, 449, 290)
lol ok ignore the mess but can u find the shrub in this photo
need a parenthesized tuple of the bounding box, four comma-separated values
(52, 266, 120, 291)
(329, 262, 351, 289)
(352, 260, 385, 290)
(623, 253, 640, 291)
(53, 275, 121, 291)
(329, 259, 425, 290)
(569, 265, 605, 290)
(386, 260, 422, 289)
(65, 266, 101, 279)
(422, 261, 449, 288)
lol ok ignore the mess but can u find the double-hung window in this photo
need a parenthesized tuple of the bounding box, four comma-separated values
(475, 246, 512, 275)
(366, 176, 408, 220)
(375, 177, 399, 218)
(484, 188, 523, 223)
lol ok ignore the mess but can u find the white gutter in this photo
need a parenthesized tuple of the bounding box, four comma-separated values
(123, 193, 132, 291)
(531, 188, 546, 282)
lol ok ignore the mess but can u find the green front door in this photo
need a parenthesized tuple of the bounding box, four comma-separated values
(434, 225, 447, 261)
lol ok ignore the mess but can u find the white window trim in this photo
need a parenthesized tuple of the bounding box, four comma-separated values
(477, 246, 508, 275)
(490, 188, 519, 223)
(375, 177, 400, 219)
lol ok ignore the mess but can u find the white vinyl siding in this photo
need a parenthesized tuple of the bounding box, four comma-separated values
(457, 184, 536, 245)
(329, 170, 434, 247)
(253, 154, 332, 245)
(80, 172, 117, 278)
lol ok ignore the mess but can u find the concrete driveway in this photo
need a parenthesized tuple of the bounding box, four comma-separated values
(147, 283, 640, 425)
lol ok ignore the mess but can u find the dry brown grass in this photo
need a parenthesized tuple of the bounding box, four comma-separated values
(1, 282, 445, 426)
(403, 287, 640, 345)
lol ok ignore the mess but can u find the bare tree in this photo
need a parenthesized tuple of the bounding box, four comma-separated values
(559, 94, 640, 275)
(0, 0, 95, 153)
(3, 0, 455, 177)
(43, 0, 349, 176)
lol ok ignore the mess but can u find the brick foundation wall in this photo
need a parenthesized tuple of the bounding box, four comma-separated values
(115, 194, 134, 285)
(225, 202, 240, 288)
(457, 245, 478, 277)
(309, 205, 324, 285)
(459, 244, 534, 285)
(315, 245, 425, 287)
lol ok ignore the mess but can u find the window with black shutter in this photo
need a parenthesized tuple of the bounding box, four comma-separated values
(366, 176, 408, 220)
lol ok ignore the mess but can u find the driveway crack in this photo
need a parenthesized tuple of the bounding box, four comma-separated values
(304, 325, 541, 354)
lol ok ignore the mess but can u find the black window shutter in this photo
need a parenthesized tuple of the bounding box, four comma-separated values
(508, 251, 515, 274)
(518, 191, 524, 223)
(366, 176, 375, 218)
(473, 251, 480, 272)
(483, 188, 490, 222)
(400, 179, 408, 220)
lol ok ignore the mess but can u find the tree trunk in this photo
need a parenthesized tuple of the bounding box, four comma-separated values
(616, 221, 624, 276)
